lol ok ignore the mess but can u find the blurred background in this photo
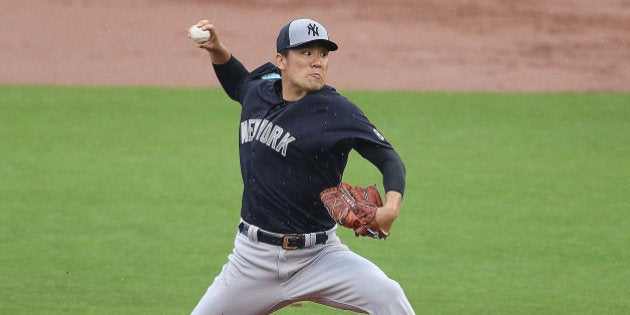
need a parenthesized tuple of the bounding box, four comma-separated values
(1, 0, 629, 91)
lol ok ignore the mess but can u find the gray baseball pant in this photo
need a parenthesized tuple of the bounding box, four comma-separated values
(191, 223, 415, 314)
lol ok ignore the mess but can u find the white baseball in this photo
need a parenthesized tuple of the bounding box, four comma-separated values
(188, 25, 211, 44)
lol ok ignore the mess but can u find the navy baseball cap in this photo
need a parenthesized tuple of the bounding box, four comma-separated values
(276, 18, 338, 53)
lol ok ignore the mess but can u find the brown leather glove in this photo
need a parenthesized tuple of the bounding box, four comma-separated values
(319, 182, 389, 239)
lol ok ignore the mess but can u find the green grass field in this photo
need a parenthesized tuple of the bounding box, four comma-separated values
(1, 85, 628, 314)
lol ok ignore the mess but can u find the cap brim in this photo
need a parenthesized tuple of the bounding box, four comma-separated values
(283, 39, 338, 52)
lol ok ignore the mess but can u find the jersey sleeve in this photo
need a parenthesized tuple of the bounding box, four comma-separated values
(321, 94, 393, 150)
(319, 91, 404, 192)
(212, 55, 249, 102)
(355, 143, 406, 195)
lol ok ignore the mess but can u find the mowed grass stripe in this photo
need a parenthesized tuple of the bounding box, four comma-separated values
(1, 86, 628, 314)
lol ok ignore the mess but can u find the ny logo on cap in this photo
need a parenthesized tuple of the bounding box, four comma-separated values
(307, 23, 319, 36)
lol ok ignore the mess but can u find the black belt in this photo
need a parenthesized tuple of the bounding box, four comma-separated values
(238, 222, 328, 250)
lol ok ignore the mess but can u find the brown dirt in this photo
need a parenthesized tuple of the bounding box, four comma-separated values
(2, 0, 629, 92)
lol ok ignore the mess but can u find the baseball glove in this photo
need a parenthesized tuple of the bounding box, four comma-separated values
(319, 182, 389, 239)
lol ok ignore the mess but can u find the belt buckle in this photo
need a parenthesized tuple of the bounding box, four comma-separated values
(282, 235, 300, 250)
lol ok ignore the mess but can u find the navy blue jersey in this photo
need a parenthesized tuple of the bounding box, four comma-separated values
(215, 58, 402, 234)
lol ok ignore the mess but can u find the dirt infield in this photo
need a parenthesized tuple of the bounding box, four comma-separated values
(2, 0, 629, 92)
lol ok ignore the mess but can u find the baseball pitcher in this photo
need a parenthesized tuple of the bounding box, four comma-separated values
(189, 18, 414, 314)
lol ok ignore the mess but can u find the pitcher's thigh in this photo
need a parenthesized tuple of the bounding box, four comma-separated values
(191, 268, 284, 315)
(286, 248, 414, 314)
(191, 235, 284, 315)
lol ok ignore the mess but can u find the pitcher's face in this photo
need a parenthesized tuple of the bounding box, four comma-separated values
(277, 44, 329, 100)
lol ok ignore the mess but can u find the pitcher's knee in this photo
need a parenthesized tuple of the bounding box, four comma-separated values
(369, 278, 406, 304)
(363, 278, 414, 314)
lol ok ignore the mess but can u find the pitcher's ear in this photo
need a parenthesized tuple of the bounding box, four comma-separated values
(275, 53, 286, 70)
